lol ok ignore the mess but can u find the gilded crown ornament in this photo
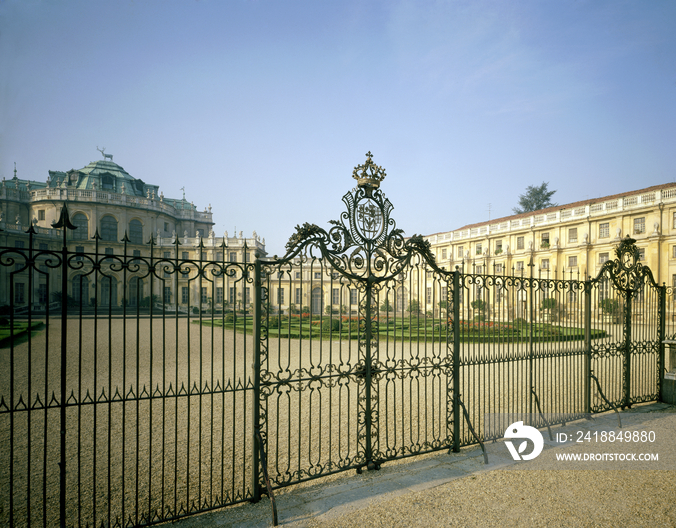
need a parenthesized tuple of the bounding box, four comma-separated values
(352, 151, 386, 189)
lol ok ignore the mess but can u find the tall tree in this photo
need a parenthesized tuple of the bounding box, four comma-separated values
(513, 182, 557, 214)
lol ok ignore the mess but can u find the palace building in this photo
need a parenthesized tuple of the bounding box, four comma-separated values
(0, 154, 266, 311)
(423, 183, 676, 287)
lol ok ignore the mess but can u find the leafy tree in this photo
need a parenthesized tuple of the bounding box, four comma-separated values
(407, 299, 421, 314)
(380, 298, 393, 312)
(513, 182, 557, 214)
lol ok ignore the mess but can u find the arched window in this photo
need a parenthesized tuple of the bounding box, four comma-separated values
(72, 213, 88, 241)
(101, 276, 118, 306)
(128, 277, 144, 306)
(129, 219, 143, 245)
(101, 216, 118, 242)
(311, 287, 323, 315)
(71, 275, 89, 305)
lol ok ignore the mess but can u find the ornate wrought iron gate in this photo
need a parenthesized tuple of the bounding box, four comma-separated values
(0, 153, 667, 527)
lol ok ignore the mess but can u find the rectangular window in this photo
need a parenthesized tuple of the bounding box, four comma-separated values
(182, 251, 189, 260)
(541, 259, 549, 270)
(15, 283, 25, 304)
(105, 247, 114, 262)
(475, 266, 483, 274)
(163, 286, 171, 303)
(441, 248, 447, 259)
(568, 256, 578, 268)
(426, 287, 432, 304)
(216, 287, 223, 304)
(38, 283, 48, 304)
(541, 233, 550, 247)
(295, 287, 302, 305)
(673, 212, 676, 229)
(495, 241, 503, 254)
(568, 228, 578, 243)
(200, 251, 207, 260)
(201, 287, 207, 304)
(197, 229, 205, 238)
(475, 243, 482, 255)
(244, 252, 250, 263)
(599, 223, 609, 238)
(516, 261, 524, 271)
(76, 245, 84, 261)
(638, 248, 645, 261)
(599, 252, 609, 264)
(332, 288, 339, 305)
(350, 289, 358, 305)
(229, 252, 237, 262)
(39, 243, 48, 250)
(517, 237, 524, 250)
(314, 272, 321, 280)
(182, 287, 189, 304)
(634, 217, 645, 234)
(229, 287, 236, 304)
(164, 222, 169, 232)
(38, 209, 45, 221)
(15, 240, 24, 248)
(245, 287, 251, 305)
(672, 246, 676, 259)
(216, 252, 223, 261)
(457, 246, 464, 259)
(295, 272, 301, 279)
(495, 263, 504, 274)
(277, 288, 284, 305)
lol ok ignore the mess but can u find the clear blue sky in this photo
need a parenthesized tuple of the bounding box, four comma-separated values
(1, 0, 675, 256)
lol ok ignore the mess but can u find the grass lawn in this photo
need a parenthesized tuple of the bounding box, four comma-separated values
(197, 316, 607, 343)
(0, 321, 45, 347)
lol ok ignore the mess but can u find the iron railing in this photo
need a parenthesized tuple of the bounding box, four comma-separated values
(0, 154, 668, 526)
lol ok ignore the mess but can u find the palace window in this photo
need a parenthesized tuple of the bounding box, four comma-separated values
(314, 272, 321, 280)
(475, 243, 482, 255)
(599, 223, 609, 239)
(332, 288, 339, 305)
(295, 287, 302, 305)
(104, 247, 114, 262)
(426, 287, 432, 304)
(295, 272, 301, 279)
(541, 233, 550, 248)
(182, 251, 189, 260)
(72, 213, 88, 240)
(216, 287, 223, 304)
(634, 217, 645, 234)
(568, 228, 578, 243)
(495, 263, 504, 274)
(164, 222, 169, 232)
(201, 287, 208, 304)
(38, 210, 45, 221)
(129, 219, 143, 244)
(568, 256, 578, 268)
(15, 283, 25, 304)
(495, 241, 503, 254)
(441, 248, 447, 259)
(350, 289, 358, 305)
(541, 259, 549, 270)
(517, 237, 524, 250)
(672, 246, 676, 259)
(457, 246, 464, 259)
(516, 262, 524, 271)
(101, 216, 118, 242)
(638, 248, 645, 261)
(229, 252, 237, 262)
(164, 286, 171, 303)
(182, 287, 189, 304)
(599, 252, 609, 264)
(277, 288, 284, 305)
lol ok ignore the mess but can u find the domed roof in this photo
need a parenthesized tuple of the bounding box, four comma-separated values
(77, 160, 134, 181)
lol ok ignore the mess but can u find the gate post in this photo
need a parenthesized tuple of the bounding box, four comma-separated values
(659, 285, 666, 400)
(252, 259, 262, 502)
(364, 283, 375, 468)
(584, 277, 592, 414)
(452, 269, 460, 452)
(623, 290, 632, 408)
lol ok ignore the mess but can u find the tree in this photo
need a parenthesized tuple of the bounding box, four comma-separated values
(513, 182, 557, 214)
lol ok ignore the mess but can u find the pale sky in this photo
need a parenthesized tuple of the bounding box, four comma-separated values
(1, 0, 675, 256)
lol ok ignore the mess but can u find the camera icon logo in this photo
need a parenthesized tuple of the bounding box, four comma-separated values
(504, 421, 544, 461)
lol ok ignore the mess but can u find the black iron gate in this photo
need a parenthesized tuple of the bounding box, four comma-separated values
(0, 153, 667, 527)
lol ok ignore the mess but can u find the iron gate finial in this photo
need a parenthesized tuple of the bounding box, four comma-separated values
(352, 151, 386, 189)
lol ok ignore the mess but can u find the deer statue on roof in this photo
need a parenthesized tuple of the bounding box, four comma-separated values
(96, 146, 114, 161)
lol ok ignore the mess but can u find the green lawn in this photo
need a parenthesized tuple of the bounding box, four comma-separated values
(197, 316, 606, 342)
(0, 321, 45, 346)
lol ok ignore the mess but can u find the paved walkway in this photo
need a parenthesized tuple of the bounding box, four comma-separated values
(166, 403, 676, 527)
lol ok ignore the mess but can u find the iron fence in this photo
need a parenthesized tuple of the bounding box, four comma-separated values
(0, 154, 668, 526)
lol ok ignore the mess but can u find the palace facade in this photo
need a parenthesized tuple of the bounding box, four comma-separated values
(0, 156, 266, 311)
(423, 183, 676, 288)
